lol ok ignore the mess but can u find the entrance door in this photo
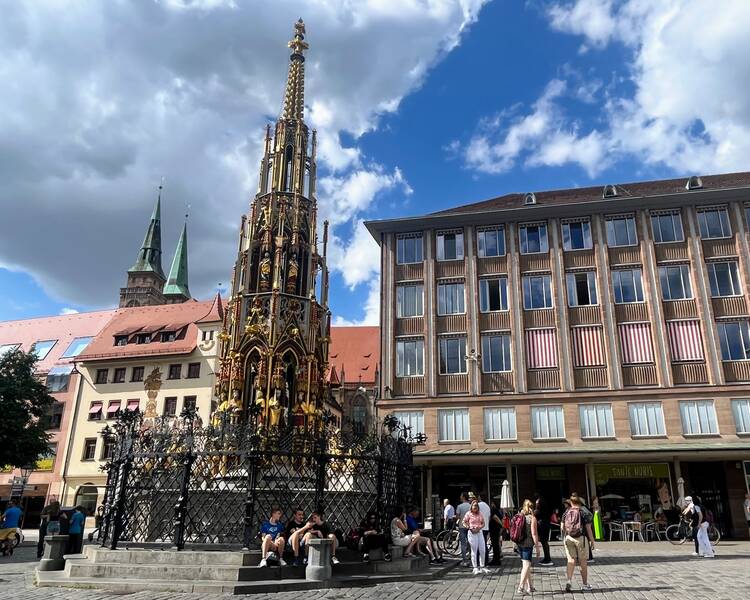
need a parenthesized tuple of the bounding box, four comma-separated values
(685, 462, 730, 536)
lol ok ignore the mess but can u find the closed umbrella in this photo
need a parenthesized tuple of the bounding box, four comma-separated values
(500, 480, 514, 511)
(676, 477, 685, 509)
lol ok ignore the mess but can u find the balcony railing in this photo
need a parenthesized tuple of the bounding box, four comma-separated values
(481, 371, 514, 393)
(723, 360, 750, 383)
(711, 296, 748, 318)
(437, 373, 469, 394)
(476, 255, 508, 276)
(395, 263, 424, 281)
(654, 242, 689, 262)
(527, 368, 560, 391)
(573, 367, 608, 389)
(702, 237, 737, 259)
(662, 299, 698, 320)
(391, 376, 425, 397)
(672, 362, 708, 385)
(622, 364, 658, 386)
(395, 317, 424, 336)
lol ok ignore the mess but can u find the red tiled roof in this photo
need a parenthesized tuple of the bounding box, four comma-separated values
(0, 310, 117, 373)
(329, 326, 379, 385)
(197, 293, 224, 324)
(78, 300, 219, 361)
(431, 171, 750, 216)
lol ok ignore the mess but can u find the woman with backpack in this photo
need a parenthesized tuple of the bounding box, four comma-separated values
(561, 496, 595, 592)
(462, 500, 489, 574)
(510, 499, 540, 595)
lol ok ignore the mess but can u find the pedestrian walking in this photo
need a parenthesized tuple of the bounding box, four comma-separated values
(510, 499, 539, 595)
(561, 496, 595, 592)
(534, 494, 553, 566)
(681, 495, 702, 556)
(462, 500, 488, 575)
(570, 492, 595, 563)
(443, 499, 455, 530)
(477, 493, 491, 565)
(489, 500, 503, 565)
(455, 493, 471, 566)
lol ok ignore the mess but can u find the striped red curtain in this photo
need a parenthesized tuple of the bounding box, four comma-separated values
(571, 326, 605, 367)
(525, 328, 558, 368)
(667, 320, 704, 361)
(618, 322, 654, 364)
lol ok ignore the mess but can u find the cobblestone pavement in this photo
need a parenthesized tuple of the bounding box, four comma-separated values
(4, 540, 750, 600)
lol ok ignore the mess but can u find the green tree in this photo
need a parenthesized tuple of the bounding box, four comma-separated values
(0, 349, 53, 469)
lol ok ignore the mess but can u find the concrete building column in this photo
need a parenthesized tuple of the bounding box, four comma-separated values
(586, 462, 597, 506)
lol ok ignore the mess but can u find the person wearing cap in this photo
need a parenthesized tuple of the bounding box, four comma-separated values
(682, 495, 702, 556)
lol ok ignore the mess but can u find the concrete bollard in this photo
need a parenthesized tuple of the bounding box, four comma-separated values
(38, 535, 69, 571)
(305, 538, 333, 582)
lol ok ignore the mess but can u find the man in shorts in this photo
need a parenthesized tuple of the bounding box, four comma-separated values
(259, 507, 286, 567)
(561, 496, 595, 592)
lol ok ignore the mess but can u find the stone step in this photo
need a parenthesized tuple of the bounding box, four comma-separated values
(85, 546, 258, 566)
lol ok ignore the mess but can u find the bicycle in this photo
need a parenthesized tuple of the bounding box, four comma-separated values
(436, 527, 462, 557)
(666, 519, 720, 546)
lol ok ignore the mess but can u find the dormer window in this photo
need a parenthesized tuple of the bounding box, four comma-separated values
(136, 333, 151, 345)
(524, 192, 537, 205)
(114, 335, 128, 347)
(161, 331, 176, 343)
(686, 175, 703, 190)
(602, 184, 618, 198)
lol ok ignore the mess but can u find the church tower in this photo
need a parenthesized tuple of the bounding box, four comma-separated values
(119, 190, 167, 307)
(216, 20, 331, 436)
(163, 221, 192, 304)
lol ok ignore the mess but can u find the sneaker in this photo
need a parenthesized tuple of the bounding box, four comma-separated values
(331, 556, 340, 565)
(692, 552, 699, 556)
(279, 558, 287, 566)
(565, 582, 572, 593)
(303, 557, 308, 566)
(588, 559, 595, 564)
(384, 553, 392, 562)
(430, 557, 439, 565)
(539, 560, 554, 566)
(259, 559, 267, 568)
(362, 553, 370, 562)
(472, 567, 480, 575)
(481, 567, 491, 574)
(581, 584, 593, 591)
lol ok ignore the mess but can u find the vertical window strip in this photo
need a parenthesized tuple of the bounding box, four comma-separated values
(531, 406, 565, 439)
(571, 326, 605, 367)
(618, 323, 655, 364)
(439, 408, 469, 442)
(731, 399, 750, 434)
(525, 329, 558, 369)
(579, 404, 614, 438)
(679, 400, 718, 435)
(667, 320, 705, 362)
(629, 402, 665, 437)
(484, 407, 517, 440)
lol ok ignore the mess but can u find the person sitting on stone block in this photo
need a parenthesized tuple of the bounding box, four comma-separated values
(285, 508, 308, 566)
(358, 511, 391, 562)
(259, 507, 286, 567)
(301, 512, 340, 565)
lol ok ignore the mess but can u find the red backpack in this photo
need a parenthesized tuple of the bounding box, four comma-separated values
(563, 508, 583, 538)
(509, 513, 527, 543)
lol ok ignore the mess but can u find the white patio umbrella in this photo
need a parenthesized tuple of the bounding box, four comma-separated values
(599, 493, 625, 501)
(500, 480, 514, 511)
(676, 477, 685, 509)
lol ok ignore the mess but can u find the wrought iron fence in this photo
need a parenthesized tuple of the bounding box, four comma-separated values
(98, 410, 422, 550)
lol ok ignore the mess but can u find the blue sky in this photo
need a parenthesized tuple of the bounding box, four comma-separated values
(2, 1, 748, 324)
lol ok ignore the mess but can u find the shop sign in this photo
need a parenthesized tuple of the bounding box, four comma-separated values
(594, 463, 670, 485)
(536, 466, 566, 481)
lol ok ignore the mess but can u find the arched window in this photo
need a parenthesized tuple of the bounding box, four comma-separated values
(284, 145, 294, 191)
(74, 484, 99, 515)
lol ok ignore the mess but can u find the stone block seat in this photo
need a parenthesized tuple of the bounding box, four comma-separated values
(35, 544, 452, 595)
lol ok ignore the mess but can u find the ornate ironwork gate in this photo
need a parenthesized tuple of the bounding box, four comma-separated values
(99, 411, 420, 550)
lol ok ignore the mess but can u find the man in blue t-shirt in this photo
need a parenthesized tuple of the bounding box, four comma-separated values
(259, 507, 286, 567)
(2, 501, 22, 529)
(67, 506, 86, 554)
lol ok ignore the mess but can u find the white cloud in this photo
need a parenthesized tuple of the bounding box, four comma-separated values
(547, 0, 618, 48)
(333, 278, 380, 326)
(0, 0, 487, 322)
(59, 307, 80, 315)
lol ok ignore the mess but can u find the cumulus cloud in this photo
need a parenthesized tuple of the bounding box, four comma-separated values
(59, 307, 80, 315)
(0, 0, 486, 322)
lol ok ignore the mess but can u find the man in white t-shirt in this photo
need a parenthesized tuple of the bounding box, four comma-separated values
(477, 494, 492, 564)
(443, 499, 455, 529)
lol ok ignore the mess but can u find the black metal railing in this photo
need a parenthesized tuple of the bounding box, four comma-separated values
(98, 410, 421, 550)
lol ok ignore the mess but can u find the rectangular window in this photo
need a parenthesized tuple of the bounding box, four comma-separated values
(131, 366, 144, 382)
(187, 362, 201, 379)
(477, 227, 506, 257)
(629, 402, 666, 437)
(667, 320, 705, 362)
(126, 399, 140, 412)
(37, 442, 57, 471)
(707, 262, 742, 297)
(392, 411, 425, 437)
(82, 439, 97, 461)
(61, 336, 93, 358)
(571, 326, 605, 367)
(698, 207, 732, 239)
(531, 405, 565, 440)
(396, 234, 423, 265)
(519, 223, 549, 254)
(161, 331, 176, 343)
(522, 275, 553, 309)
(479, 278, 508, 312)
(201, 329, 215, 342)
(32, 340, 57, 360)
(396, 339, 424, 377)
(438, 408, 470, 442)
(113, 367, 126, 383)
(525, 329, 558, 368)
(680, 400, 719, 435)
(732, 399, 750, 434)
(618, 323, 654, 364)
(167, 364, 182, 380)
(437, 281, 465, 315)
(484, 407, 517, 441)
(437, 231, 464, 261)
(106, 400, 121, 419)
(101, 439, 115, 461)
(439, 337, 467, 374)
(481, 334, 512, 372)
(606, 215, 638, 247)
(183, 395, 197, 412)
(562, 220, 592, 250)
(612, 269, 644, 303)
(566, 272, 598, 306)
(717, 321, 750, 361)
(95, 369, 108, 385)
(651, 211, 684, 243)
(396, 284, 424, 318)
(163, 396, 178, 417)
(46, 365, 73, 393)
(659, 265, 692, 300)
(579, 404, 615, 439)
(46, 402, 64, 430)
(88, 401, 103, 421)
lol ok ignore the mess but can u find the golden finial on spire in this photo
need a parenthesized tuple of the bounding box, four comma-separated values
(281, 19, 308, 122)
(288, 18, 308, 55)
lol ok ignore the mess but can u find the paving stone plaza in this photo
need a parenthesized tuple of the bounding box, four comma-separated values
(4, 540, 750, 600)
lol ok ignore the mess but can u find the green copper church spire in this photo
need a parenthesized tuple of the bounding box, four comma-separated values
(163, 220, 191, 301)
(129, 187, 165, 278)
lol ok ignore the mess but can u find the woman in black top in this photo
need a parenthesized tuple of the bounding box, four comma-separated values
(534, 495, 553, 566)
(489, 501, 503, 565)
(358, 512, 391, 562)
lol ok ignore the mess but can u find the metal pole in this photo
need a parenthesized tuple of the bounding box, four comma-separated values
(243, 454, 259, 549)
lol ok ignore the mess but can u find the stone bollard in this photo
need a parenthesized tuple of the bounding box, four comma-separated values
(305, 538, 333, 582)
(38, 535, 69, 571)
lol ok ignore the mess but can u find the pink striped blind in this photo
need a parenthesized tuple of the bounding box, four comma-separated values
(525, 328, 558, 369)
(667, 320, 704, 362)
(571, 326, 605, 367)
(618, 322, 654, 364)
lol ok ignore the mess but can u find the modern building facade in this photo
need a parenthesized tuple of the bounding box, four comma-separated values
(0, 310, 115, 526)
(367, 172, 750, 538)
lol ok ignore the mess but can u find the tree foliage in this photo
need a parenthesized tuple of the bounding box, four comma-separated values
(0, 349, 54, 469)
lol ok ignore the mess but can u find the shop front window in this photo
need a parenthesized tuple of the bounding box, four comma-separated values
(593, 463, 675, 522)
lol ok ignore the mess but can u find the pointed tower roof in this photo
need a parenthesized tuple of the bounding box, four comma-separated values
(281, 19, 309, 122)
(163, 221, 191, 300)
(197, 292, 224, 324)
(129, 189, 165, 278)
